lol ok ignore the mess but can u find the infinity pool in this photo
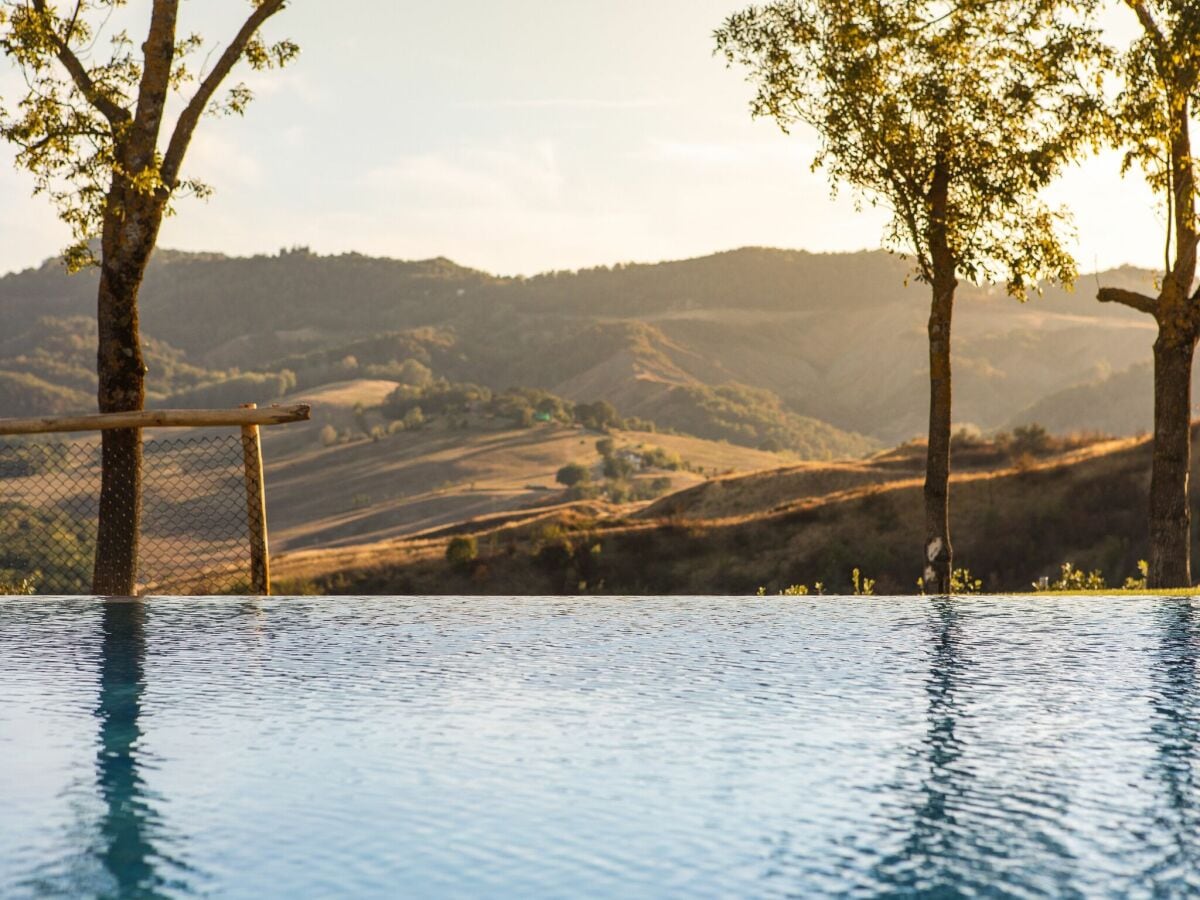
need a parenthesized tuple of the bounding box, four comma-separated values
(2, 596, 1199, 897)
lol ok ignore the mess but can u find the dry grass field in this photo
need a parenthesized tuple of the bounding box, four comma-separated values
(260, 379, 786, 551)
(272, 426, 1154, 596)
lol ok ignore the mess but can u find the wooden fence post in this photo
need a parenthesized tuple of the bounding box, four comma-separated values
(240, 403, 271, 595)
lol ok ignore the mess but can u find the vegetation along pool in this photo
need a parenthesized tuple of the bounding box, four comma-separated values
(4, 596, 1200, 897)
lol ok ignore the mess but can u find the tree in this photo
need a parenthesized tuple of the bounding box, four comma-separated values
(575, 400, 620, 432)
(1098, 2, 1200, 587)
(395, 358, 434, 388)
(556, 462, 591, 487)
(445, 535, 478, 570)
(0, 1, 296, 594)
(716, 0, 1105, 592)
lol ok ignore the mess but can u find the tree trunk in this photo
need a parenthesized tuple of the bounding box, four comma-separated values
(923, 279, 955, 594)
(1148, 326, 1197, 588)
(92, 254, 149, 596)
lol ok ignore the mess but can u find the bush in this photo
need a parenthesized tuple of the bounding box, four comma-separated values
(1011, 423, 1051, 457)
(1123, 560, 1149, 590)
(1036, 562, 1106, 591)
(164, 370, 297, 409)
(603, 454, 636, 480)
(639, 445, 684, 470)
(445, 536, 478, 569)
(851, 567, 875, 596)
(0, 575, 36, 595)
(564, 482, 601, 502)
(382, 380, 490, 420)
(556, 463, 591, 487)
(576, 400, 621, 431)
(395, 359, 434, 387)
(0, 502, 95, 594)
(625, 417, 656, 433)
(950, 427, 985, 450)
(949, 567, 983, 594)
(628, 476, 673, 502)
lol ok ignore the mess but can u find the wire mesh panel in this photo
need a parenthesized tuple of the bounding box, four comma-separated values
(0, 433, 261, 595)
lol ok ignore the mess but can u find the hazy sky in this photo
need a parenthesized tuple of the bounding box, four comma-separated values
(0, 1, 1167, 276)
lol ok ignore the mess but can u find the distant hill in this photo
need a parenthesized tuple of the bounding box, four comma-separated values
(1006, 361, 1200, 437)
(0, 246, 1164, 455)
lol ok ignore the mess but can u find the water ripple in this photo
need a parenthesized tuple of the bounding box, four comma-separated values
(3, 595, 1200, 897)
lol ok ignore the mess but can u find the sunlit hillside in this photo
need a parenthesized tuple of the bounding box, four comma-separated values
(273, 428, 1165, 597)
(0, 247, 1162, 450)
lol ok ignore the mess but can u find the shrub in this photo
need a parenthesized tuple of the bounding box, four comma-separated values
(445, 536, 478, 569)
(576, 400, 621, 431)
(556, 463, 591, 487)
(165, 370, 296, 409)
(605, 480, 632, 503)
(1123, 560, 1149, 591)
(603, 454, 636, 480)
(950, 427, 985, 451)
(0, 575, 36, 595)
(1036, 562, 1106, 592)
(564, 482, 601, 502)
(639, 446, 684, 470)
(851, 567, 875, 596)
(950, 567, 983, 594)
(0, 503, 94, 593)
(395, 359, 433, 387)
(1011, 423, 1051, 457)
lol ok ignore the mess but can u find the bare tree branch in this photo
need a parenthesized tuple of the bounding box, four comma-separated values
(1098, 286, 1158, 315)
(30, 0, 130, 127)
(160, 0, 287, 189)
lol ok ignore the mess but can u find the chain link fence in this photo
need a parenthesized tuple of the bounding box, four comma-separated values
(0, 433, 263, 595)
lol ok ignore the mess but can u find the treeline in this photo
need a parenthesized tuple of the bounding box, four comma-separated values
(377, 378, 647, 434)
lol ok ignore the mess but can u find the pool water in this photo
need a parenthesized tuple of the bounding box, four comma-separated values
(3, 596, 1200, 898)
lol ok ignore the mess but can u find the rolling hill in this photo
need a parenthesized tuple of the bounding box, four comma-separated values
(272, 430, 1166, 597)
(0, 246, 1163, 452)
(0, 245, 1175, 570)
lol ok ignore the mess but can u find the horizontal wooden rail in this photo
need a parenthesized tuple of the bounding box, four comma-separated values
(0, 404, 311, 436)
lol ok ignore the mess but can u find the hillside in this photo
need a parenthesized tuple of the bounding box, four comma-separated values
(256, 379, 787, 551)
(0, 247, 1164, 454)
(271, 430, 1166, 596)
(0, 246, 1179, 574)
(1006, 361, 1200, 437)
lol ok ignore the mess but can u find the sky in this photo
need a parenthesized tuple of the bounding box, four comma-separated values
(0, 1, 1169, 277)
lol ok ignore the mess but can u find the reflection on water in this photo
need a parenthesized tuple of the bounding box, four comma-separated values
(1147, 601, 1200, 892)
(873, 598, 975, 895)
(8, 596, 1200, 897)
(93, 602, 175, 898)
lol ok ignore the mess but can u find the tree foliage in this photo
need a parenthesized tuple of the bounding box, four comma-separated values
(0, 0, 297, 270)
(715, 0, 1109, 295)
(1114, 3, 1200, 202)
